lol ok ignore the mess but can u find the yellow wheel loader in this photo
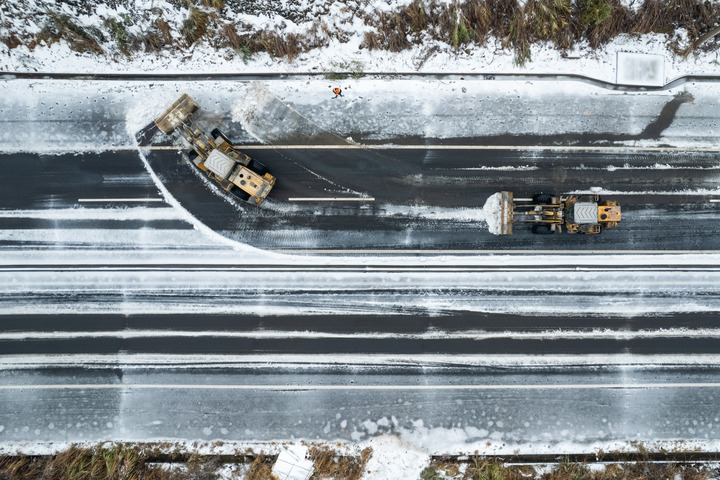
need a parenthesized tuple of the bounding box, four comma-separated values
(497, 191, 621, 235)
(155, 94, 276, 206)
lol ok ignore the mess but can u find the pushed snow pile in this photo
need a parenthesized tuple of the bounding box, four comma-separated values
(482, 192, 504, 235)
(363, 435, 427, 480)
(231, 82, 350, 146)
(271, 445, 315, 480)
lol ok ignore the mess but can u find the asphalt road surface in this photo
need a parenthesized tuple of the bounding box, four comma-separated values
(2, 141, 719, 251)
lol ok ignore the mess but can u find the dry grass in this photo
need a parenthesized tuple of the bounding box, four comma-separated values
(156, 18, 174, 45)
(421, 456, 715, 480)
(0, 445, 181, 480)
(245, 454, 274, 480)
(460, 1, 492, 46)
(1, 34, 23, 50)
(0, 455, 46, 479)
(181, 7, 211, 46)
(36, 9, 104, 54)
(200, 0, 224, 12)
(308, 445, 372, 480)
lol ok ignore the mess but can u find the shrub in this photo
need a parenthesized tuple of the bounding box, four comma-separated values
(104, 16, 134, 55)
(452, 10, 472, 49)
(528, 0, 577, 50)
(506, 7, 532, 66)
(579, 0, 631, 49)
(580, 0, 612, 26)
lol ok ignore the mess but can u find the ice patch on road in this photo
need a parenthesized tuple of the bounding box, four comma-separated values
(482, 192, 503, 235)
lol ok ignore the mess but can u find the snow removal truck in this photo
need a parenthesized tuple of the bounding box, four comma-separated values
(155, 93, 276, 206)
(497, 191, 621, 235)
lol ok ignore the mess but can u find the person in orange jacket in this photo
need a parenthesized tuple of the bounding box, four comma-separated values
(333, 87, 343, 98)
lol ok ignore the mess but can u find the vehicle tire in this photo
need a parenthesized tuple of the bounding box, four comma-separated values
(532, 193, 553, 204)
(249, 159, 268, 176)
(531, 224, 555, 235)
(211, 128, 231, 144)
(232, 188, 252, 202)
(187, 149, 199, 164)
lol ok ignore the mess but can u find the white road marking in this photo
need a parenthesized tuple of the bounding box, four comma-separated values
(2, 383, 720, 391)
(78, 198, 164, 203)
(288, 197, 374, 202)
(237, 145, 720, 152)
(711, 199, 720, 203)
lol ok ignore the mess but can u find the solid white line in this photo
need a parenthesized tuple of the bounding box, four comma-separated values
(2, 383, 720, 391)
(237, 145, 720, 152)
(78, 198, 164, 203)
(288, 197, 374, 202)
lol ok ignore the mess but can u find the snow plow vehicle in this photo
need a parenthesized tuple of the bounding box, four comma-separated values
(496, 191, 621, 235)
(155, 93, 276, 206)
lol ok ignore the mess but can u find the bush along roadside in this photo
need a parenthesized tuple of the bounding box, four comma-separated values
(1, 0, 719, 67)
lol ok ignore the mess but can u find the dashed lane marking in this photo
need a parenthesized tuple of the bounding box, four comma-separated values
(288, 197, 374, 202)
(78, 198, 164, 202)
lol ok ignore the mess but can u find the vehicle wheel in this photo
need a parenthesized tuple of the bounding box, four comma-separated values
(531, 224, 555, 234)
(187, 149, 199, 164)
(211, 128, 231, 144)
(532, 193, 553, 204)
(249, 159, 268, 176)
(232, 188, 252, 202)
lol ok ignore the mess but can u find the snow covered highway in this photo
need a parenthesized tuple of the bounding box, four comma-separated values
(2, 76, 720, 456)
(3, 363, 720, 451)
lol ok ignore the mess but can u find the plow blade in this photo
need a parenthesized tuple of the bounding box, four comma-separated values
(499, 191, 514, 235)
(154, 93, 200, 134)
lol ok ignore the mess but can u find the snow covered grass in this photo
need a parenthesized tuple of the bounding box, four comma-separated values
(0, 441, 717, 480)
(0, 442, 371, 480)
(2, 0, 720, 83)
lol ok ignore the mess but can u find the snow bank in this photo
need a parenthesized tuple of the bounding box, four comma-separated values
(482, 193, 503, 235)
(363, 436, 427, 480)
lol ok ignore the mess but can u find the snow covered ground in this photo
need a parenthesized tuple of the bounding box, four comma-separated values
(2, 0, 720, 84)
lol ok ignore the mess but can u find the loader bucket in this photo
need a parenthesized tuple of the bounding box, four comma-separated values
(154, 93, 200, 135)
(499, 191, 514, 235)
